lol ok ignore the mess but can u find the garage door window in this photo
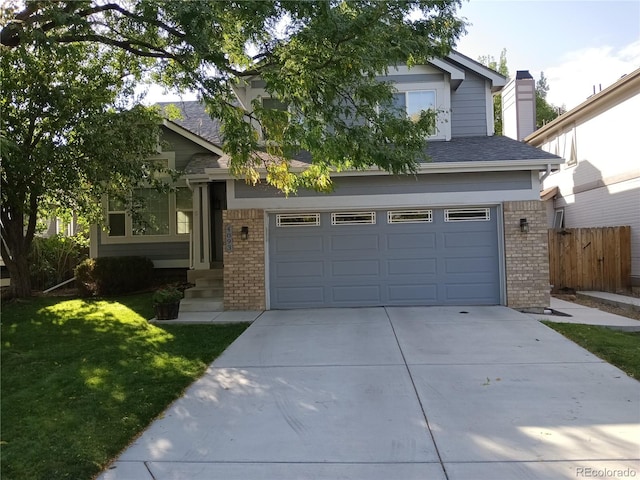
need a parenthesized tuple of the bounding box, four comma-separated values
(276, 213, 320, 227)
(331, 212, 376, 225)
(388, 210, 432, 224)
(445, 208, 490, 222)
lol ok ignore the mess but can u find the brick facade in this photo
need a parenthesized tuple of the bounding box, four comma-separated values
(223, 209, 266, 310)
(222, 204, 550, 311)
(503, 200, 550, 312)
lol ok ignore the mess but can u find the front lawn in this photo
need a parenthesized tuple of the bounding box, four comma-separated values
(543, 322, 640, 379)
(1, 294, 249, 480)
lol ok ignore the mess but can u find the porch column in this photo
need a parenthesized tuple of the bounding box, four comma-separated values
(191, 183, 211, 270)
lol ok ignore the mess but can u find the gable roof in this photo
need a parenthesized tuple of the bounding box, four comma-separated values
(157, 101, 223, 145)
(442, 50, 507, 92)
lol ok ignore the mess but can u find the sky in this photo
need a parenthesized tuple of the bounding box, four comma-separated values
(145, 0, 640, 112)
(456, 0, 640, 110)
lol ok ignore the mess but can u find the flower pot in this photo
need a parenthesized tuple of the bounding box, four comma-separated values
(154, 301, 180, 320)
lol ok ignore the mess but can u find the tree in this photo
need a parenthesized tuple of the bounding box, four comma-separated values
(1, 38, 163, 297)
(535, 71, 563, 128)
(478, 49, 508, 135)
(1, 1, 467, 297)
(480, 51, 564, 134)
(1, 0, 467, 194)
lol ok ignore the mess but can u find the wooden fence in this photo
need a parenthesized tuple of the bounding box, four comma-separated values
(548, 226, 631, 293)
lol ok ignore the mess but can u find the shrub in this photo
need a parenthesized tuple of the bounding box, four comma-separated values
(152, 286, 183, 305)
(75, 256, 154, 296)
(29, 234, 89, 290)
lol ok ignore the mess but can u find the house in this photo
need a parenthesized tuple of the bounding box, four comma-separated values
(89, 50, 562, 311)
(525, 68, 640, 293)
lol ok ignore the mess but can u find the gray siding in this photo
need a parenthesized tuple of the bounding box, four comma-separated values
(235, 171, 531, 199)
(162, 128, 212, 171)
(451, 71, 488, 137)
(97, 239, 189, 262)
(377, 73, 444, 84)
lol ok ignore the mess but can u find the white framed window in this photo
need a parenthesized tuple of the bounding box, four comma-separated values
(105, 187, 191, 242)
(331, 212, 376, 225)
(553, 208, 565, 229)
(132, 189, 170, 236)
(445, 208, 490, 222)
(107, 197, 126, 237)
(382, 90, 436, 122)
(276, 213, 321, 227)
(175, 187, 193, 234)
(388, 210, 433, 224)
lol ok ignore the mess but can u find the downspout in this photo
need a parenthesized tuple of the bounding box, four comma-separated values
(540, 163, 552, 182)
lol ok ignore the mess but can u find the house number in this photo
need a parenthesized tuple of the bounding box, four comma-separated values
(225, 224, 233, 252)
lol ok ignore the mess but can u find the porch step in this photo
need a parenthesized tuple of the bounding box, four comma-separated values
(193, 277, 223, 288)
(187, 269, 223, 283)
(185, 268, 224, 304)
(184, 285, 223, 299)
(180, 298, 224, 312)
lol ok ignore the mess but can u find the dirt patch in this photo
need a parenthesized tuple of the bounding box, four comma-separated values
(554, 294, 640, 322)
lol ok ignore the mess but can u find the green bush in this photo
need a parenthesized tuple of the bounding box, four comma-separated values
(152, 286, 183, 305)
(29, 234, 89, 290)
(75, 256, 154, 296)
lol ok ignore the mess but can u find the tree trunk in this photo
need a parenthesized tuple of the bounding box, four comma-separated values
(4, 254, 32, 298)
(1, 202, 36, 298)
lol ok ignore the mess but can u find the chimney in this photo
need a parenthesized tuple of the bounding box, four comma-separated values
(501, 70, 537, 141)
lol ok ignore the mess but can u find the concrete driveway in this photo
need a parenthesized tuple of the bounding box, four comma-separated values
(100, 307, 639, 480)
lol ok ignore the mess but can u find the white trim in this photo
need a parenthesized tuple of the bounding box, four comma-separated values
(100, 187, 193, 245)
(495, 203, 507, 305)
(447, 50, 507, 91)
(263, 212, 271, 310)
(486, 81, 495, 136)
(244, 189, 539, 212)
(331, 211, 376, 225)
(146, 151, 176, 170)
(428, 57, 466, 85)
(387, 210, 433, 223)
(152, 259, 190, 268)
(444, 207, 491, 222)
(200, 158, 561, 182)
(276, 213, 321, 227)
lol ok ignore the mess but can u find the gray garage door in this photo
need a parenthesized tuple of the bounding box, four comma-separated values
(268, 207, 501, 309)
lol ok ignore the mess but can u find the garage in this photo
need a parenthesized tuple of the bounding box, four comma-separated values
(268, 207, 502, 309)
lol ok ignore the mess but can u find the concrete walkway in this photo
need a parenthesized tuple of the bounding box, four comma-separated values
(99, 306, 639, 480)
(578, 291, 640, 312)
(537, 297, 640, 331)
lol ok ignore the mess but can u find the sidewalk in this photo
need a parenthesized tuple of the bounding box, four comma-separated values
(578, 291, 640, 312)
(535, 296, 640, 331)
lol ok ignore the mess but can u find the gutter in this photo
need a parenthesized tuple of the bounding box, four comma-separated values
(195, 158, 563, 181)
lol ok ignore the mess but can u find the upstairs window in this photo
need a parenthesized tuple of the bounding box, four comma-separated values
(382, 90, 436, 122)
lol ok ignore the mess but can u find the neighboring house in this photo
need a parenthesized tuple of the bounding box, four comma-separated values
(525, 68, 640, 292)
(90, 50, 562, 311)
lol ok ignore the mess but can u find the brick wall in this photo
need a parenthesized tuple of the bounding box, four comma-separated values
(503, 200, 550, 311)
(223, 209, 266, 310)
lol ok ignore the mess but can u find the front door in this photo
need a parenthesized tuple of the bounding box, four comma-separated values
(210, 181, 227, 266)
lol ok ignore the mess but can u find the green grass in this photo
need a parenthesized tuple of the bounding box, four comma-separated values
(543, 322, 640, 379)
(1, 293, 249, 480)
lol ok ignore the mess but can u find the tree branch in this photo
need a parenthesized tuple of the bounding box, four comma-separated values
(2, 2, 186, 47)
